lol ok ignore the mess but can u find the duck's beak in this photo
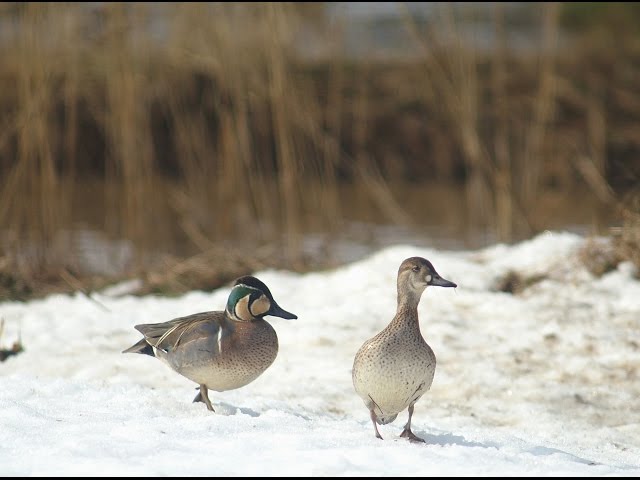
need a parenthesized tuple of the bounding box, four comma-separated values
(429, 274, 457, 288)
(269, 302, 298, 320)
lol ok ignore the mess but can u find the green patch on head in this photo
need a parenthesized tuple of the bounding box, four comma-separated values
(227, 284, 257, 312)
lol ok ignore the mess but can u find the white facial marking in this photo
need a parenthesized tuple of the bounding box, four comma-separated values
(235, 295, 253, 321)
(426, 274, 432, 283)
(250, 295, 271, 317)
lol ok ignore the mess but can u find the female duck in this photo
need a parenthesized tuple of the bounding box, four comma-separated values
(352, 257, 456, 442)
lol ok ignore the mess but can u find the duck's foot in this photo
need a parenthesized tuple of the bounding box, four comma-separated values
(193, 385, 216, 412)
(400, 429, 426, 443)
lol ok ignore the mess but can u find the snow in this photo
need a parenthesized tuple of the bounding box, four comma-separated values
(1, 231, 639, 476)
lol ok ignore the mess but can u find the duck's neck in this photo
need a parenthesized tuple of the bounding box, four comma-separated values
(393, 288, 424, 332)
(398, 285, 423, 307)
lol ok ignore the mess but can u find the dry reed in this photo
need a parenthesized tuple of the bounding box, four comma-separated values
(0, 2, 638, 298)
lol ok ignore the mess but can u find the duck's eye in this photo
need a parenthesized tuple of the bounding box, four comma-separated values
(412, 265, 420, 272)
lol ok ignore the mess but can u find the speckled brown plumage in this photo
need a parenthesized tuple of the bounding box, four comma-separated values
(160, 311, 280, 392)
(352, 257, 456, 442)
(123, 276, 297, 412)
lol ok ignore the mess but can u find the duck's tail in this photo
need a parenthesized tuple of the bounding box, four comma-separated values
(376, 413, 398, 425)
(122, 338, 155, 356)
(367, 395, 399, 425)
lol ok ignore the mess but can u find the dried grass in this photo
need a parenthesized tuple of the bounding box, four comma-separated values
(0, 3, 638, 298)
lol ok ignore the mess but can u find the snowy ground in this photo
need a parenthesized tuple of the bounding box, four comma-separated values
(1, 231, 639, 476)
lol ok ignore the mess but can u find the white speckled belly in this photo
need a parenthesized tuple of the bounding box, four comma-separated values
(353, 333, 436, 421)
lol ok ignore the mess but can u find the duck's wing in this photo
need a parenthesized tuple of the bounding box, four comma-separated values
(134, 311, 224, 353)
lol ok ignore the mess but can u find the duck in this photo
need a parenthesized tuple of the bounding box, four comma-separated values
(123, 275, 297, 412)
(352, 257, 456, 442)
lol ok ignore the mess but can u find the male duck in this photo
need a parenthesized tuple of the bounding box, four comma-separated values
(123, 275, 297, 412)
(352, 257, 456, 442)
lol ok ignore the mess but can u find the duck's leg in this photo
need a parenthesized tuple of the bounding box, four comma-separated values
(399, 404, 425, 443)
(192, 384, 215, 412)
(369, 408, 384, 440)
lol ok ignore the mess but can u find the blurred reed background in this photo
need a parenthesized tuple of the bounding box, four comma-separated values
(0, 2, 639, 299)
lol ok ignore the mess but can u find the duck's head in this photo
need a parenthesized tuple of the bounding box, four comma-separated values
(226, 275, 298, 322)
(398, 257, 457, 297)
